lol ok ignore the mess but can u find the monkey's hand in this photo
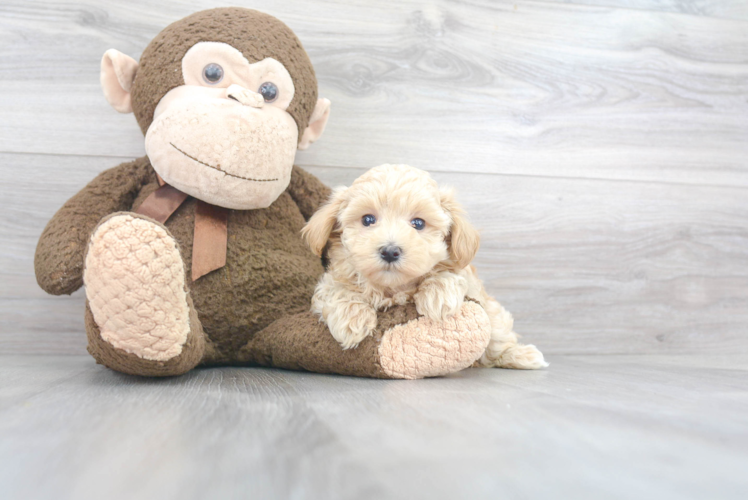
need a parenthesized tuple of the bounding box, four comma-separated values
(414, 272, 469, 321)
(34, 158, 153, 295)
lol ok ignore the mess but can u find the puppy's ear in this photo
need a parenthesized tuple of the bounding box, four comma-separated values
(441, 188, 480, 269)
(302, 187, 347, 257)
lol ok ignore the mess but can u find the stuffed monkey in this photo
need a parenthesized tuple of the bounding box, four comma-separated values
(34, 8, 491, 379)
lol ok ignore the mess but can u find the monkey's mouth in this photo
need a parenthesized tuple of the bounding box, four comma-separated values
(170, 143, 279, 182)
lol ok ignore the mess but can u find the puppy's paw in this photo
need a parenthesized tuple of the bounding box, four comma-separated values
(414, 273, 468, 321)
(328, 303, 378, 350)
(415, 291, 463, 321)
(487, 343, 548, 370)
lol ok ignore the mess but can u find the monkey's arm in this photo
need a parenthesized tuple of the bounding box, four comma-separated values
(238, 302, 492, 379)
(286, 165, 332, 221)
(34, 157, 155, 295)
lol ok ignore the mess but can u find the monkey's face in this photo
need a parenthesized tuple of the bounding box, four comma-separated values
(101, 8, 331, 211)
(144, 42, 299, 210)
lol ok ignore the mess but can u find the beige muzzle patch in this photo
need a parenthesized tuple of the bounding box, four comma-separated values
(145, 86, 299, 210)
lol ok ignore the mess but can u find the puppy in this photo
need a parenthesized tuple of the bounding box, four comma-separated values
(302, 164, 547, 369)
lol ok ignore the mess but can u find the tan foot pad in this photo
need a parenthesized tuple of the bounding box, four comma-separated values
(378, 301, 491, 379)
(84, 214, 190, 361)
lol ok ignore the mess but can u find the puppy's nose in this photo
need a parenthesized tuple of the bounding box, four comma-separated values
(379, 245, 402, 263)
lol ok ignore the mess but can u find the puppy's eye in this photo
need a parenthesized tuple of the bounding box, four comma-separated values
(411, 218, 425, 230)
(202, 63, 224, 84)
(259, 82, 279, 102)
(362, 214, 376, 227)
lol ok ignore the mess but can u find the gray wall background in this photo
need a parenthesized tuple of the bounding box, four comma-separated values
(1, 0, 746, 356)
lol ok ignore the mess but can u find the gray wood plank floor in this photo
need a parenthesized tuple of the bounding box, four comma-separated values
(1, 2, 747, 498)
(547, 0, 748, 21)
(1, 354, 746, 500)
(1, 1, 747, 185)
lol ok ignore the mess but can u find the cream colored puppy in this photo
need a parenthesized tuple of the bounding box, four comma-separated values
(302, 164, 547, 369)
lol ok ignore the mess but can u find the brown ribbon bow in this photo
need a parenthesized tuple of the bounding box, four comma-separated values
(135, 181, 228, 281)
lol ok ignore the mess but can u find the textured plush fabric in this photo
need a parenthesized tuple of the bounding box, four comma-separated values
(36, 158, 328, 362)
(238, 302, 491, 380)
(144, 86, 300, 209)
(130, 7, 318, 140)
(129, 160, 328, 362)
(238, 303, 425, 378)
(236, 309, 391, 378)
(85, 213, 191, 361)
(34, 157, 154, 296)
(378, 301, 491, 379)
(100, 49, 139, 113)
(85, 296, 205, 377)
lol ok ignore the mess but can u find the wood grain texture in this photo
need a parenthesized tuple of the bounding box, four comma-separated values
(3, 153, 747, 355)
(1, 354, 747, 500)
(547, 0, 748, 21)
(0, 0, 747, 186)
(2, 3, 747, 498)
(1, 0, 747, 356)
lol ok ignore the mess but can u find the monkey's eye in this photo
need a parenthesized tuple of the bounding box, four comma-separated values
(411, 218, 425, 230)
(362, 214, 376, 227)
(202, 63, 224, 84)
(258, 82, 279, 103)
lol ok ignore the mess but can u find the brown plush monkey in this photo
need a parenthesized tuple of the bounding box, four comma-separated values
(34, 7, 491, 378)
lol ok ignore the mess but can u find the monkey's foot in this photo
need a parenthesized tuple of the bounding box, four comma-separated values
(84, 213, 193, 362)
(378, 301, 491, 379)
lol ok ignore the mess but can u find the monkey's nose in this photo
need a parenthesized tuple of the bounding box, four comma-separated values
(225, 84, 264, 108)
(379, 245, 402, 264)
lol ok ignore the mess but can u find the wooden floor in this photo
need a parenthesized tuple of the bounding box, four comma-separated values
(1, 354, 747, 500)
(1, 1, 747, 498)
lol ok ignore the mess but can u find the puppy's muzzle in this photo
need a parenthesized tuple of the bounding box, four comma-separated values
(379, 244, 402, 264)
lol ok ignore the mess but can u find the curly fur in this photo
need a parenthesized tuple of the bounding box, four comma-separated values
(302, 164, 547, 369)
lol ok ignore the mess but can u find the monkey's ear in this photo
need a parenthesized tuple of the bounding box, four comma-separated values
(298, 98, 331, 150)
(100, 49, 139, 113)
(301, 186, 346, 256)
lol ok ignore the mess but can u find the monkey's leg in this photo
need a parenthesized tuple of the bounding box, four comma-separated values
(83, 213, 205, 376)
(238, 301, 491, 379)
